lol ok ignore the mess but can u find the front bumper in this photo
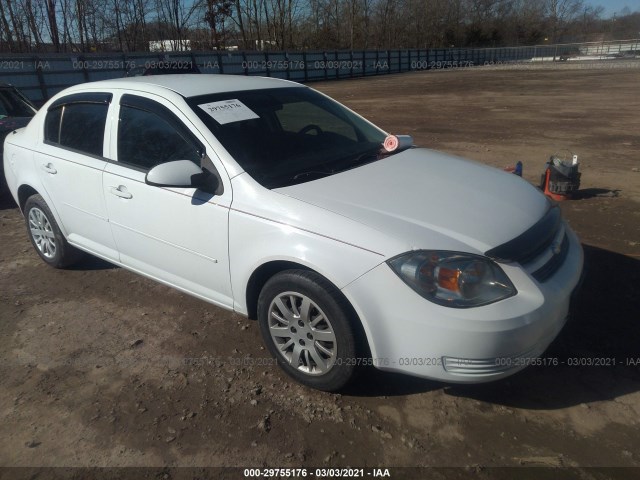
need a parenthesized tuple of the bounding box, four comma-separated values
(341, 226, 584, 383)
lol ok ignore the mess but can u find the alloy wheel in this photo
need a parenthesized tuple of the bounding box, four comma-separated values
(268, 292, 337, 375)
(28, 207, 56, 259)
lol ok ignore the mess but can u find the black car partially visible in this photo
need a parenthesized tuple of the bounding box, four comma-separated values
(0, 83, 37, 193)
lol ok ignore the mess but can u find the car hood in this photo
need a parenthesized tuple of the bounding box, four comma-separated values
(274, 148, 550, 255)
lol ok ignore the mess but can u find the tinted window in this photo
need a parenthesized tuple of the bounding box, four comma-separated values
(276, 102, 357, 142)
(45, 102, 108, 156)
(44, 107, 62, 143)
(0, 88, 36, 118)
(187, 87, 386, 189)
(118, 105, 200, 170)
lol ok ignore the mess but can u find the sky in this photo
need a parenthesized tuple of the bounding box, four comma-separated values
(587, 0, 640, 17)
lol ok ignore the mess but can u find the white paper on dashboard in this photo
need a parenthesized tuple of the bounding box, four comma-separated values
(198, 99, 259, 124)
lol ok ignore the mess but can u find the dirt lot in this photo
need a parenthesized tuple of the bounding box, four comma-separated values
(1, 64, 639, 478)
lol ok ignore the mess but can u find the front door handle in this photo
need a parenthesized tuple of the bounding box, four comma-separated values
(41, 163, 57, 174)
(109, 185, 133, 199)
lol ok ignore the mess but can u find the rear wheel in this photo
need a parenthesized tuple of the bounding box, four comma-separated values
(24, 194, 83, 268)
(258, 270, 359, 391)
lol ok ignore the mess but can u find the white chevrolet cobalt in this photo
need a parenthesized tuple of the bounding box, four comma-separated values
(3, 75, 583, 391)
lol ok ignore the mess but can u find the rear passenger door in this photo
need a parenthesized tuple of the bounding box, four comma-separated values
(102, 93, 233, 308)
(36, 93, 118, 261)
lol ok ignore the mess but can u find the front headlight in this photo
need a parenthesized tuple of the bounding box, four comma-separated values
(387, 251, 516, 308)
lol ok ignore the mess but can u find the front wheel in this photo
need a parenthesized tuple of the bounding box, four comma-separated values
(24, 194, 83, 268)
(257, 270, 360, 391)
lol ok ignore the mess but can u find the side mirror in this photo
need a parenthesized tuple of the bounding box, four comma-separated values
(146, 160, 202, 187)
(145, 160, 218, 194)
(396, 135, 414, 151)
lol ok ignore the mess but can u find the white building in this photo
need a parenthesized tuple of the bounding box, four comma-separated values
(149, 39, 191, 52)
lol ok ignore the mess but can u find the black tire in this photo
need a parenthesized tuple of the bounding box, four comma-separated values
(23, 194, 83, 268)
(257, 269, 360, 391)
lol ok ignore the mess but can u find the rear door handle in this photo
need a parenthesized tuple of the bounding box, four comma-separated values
(41, 163, 57, 174)
(109, 185, 133, 199)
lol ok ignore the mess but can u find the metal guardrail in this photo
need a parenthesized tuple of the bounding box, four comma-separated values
(0, 39, 638, 106)
(579, 39, 640, 55)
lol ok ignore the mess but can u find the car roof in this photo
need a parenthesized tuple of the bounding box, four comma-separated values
(75, 74, 302, 98)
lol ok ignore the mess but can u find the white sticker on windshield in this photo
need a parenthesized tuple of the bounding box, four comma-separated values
(198, 99, 259, 125)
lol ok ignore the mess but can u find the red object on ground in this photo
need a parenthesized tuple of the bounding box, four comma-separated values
(542, 168, 571, 201)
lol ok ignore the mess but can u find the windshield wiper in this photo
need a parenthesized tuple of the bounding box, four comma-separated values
(333, 149, 382, 174)
(292, 170, 334, 180)
(289, 146, 387, 184)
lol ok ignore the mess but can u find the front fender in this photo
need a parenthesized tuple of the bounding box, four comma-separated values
(228, 207, 385, 315)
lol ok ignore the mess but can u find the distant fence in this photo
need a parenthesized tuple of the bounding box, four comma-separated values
(1, 39, 638, 106)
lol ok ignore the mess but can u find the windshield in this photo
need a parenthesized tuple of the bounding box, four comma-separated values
(0, 88, 36, 119)
(187, 87, 387, 188)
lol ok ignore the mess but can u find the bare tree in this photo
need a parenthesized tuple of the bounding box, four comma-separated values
(230, 0, 246, 47)
(545, 0, 584, 42)
(155, 0, 206, 50)
(3, 0, 30, 51)
(60, 0, 76, 51)
(22, 0, 45, 50)
(574, 4, 604, 41)
(0, 1, 15, 51)
(262, 0, 299, 49)
(101, 0, 151, 52)
(0, 0, 634, 54)
(46, 0, 61, 51)
(84, 0, 105, 49)
(204, 0, 233, 48)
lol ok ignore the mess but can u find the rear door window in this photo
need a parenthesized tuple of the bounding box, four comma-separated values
(44, 93, 111, 157)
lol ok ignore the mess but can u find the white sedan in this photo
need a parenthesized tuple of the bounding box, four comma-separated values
(3, 75, 583, 391)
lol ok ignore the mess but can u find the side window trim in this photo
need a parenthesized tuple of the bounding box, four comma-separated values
(49, 92, 112, 110)
(57, 106, 64, 144)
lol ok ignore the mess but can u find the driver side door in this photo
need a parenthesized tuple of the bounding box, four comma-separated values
(102, 93, 233, 308)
